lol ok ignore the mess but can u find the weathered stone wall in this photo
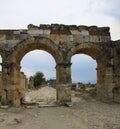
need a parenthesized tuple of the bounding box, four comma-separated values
(0, 24, 119, 106)
(0, 24, 110, 48)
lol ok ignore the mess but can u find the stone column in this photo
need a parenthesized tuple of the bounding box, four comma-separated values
(104, 66, 115, 102)
(29, 76, 34, 89)
(1, 61, 13, 105)
(1, 61, 21, 106)
(97, 64, 115, 102)
(96, 65, 106, 101)
(56, 62, 72, 105)
(12, 63, 22, 107)
(19, 72, 27, 92)
(96, 47, 120, 103)
(112, 47, 120, 103)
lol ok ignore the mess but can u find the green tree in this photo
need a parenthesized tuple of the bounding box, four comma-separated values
(33, 72, 46, 88)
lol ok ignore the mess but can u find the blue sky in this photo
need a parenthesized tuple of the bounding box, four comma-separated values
(21, 50, 56, 80)
(0, 0, 120, 83)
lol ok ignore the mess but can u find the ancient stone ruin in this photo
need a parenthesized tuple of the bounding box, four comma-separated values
(0, 24, 120, 106)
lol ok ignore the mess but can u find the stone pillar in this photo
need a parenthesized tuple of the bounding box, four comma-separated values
(104, 66, 115, 102)
(29, 76, 34, 89)
(19, 72, 27, 92)
(56, 62, 72, 105)
(1, 61, 21, 106)
(10, 63, 21, 107)
(1, 61, 13, 105)
(97, 64, 115, 102)
(96, 66, 106, 101)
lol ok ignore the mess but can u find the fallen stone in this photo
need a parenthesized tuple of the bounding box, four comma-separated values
(38, 103, 57, 108)
(14, 118, 22, 124)
(0, 105, 9, 109)
(22, 102, 37, 106)
(24, 105, 34, 109)
(64, 102, 73, 107)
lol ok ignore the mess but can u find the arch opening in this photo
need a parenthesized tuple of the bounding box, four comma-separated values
(20, 50, 57, 104)
(21, 50, 56, 81)
(70, 48, 102, 102)
(71, 54, 97, 84)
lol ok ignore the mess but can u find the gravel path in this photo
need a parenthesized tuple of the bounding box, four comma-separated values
(0, 95, 120, 129)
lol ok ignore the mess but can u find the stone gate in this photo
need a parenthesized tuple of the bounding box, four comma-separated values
(0, 24, 120, 106)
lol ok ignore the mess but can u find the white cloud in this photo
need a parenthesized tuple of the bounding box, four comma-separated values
(42, 70, 56, 80)
(21, 67, 34, 78)
(0, 0, 119, 39)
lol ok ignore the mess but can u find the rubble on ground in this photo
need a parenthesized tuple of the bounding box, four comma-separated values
(23, 86, 56, 105)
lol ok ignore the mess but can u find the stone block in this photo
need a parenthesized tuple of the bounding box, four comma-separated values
(57, 84, 71, 105)
(90, 35, 100, 42)
(28, 29, 51, 35)
(70, 30, 81, 35)
(0, 34, 6, 41)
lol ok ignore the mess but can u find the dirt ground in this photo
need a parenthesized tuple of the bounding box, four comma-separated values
(0, 87, 120, 129)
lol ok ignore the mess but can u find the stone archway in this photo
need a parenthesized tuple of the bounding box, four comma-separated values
(67, 42, 109, 102)
(0, 24, 119, 106)
(1, 37, 65, 106)
(12, 37, 62, 64)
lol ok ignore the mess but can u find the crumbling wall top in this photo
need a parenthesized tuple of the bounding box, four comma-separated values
(28, 24, 110, 36)
(0, 24, 111, 43)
